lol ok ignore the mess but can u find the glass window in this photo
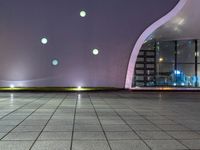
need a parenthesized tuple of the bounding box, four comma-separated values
(177, 64, 195, 76)
(135, 64, 144, 68)
(197, 40, 200, 63)
(156, 41, 175, 63)
(141, 42, 155, 50)
(135, 70, 144, 75)
(146, 51, 155, 56)
(135, 76, 144, 80)
(177, 64, 195, 87)
(137, 57, 144, 62)
(157, 63, 174, 74)
(197, 64, 200, 87)
(177, 40, 195, 63)
(146, 58, 155, 62)
(134, 39, 199, 88)
(156, 63, 174, 86)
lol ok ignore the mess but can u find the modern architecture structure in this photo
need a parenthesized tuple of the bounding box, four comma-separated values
(0, 0, 181, 89)
(0, 0, 199, 90)
(0, 1, 200, 150)
(127, 0, 200, 89)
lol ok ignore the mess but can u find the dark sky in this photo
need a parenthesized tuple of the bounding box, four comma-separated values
(0, 0, 178, 87)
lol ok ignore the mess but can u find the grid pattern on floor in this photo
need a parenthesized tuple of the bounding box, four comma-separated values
(0, 92, 199, 150)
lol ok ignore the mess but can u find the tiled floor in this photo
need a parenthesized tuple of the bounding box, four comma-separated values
(0, 92, 199, 149)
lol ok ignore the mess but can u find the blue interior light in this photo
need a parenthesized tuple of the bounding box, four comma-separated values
(174, 70, 181, 75)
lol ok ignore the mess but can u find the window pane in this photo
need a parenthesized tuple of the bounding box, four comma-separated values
(198, 40, 200, 63)
(141, 42, 155, 50)
(157, 63, 174, 74)
(177, 40, 195, 63)
(156, 41, 175, 63)
(134, 40, 199, 88)
(177, 64, 195, 76)
(156, 63, 174, 86)
(177, 64, 195, 87)
(197, 64, 200, 87)
(135, 64, 144, 68)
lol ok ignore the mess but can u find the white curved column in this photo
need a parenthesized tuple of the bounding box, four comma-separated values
(125, 0, 188, 89)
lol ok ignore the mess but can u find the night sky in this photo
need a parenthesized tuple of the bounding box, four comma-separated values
(0, 0, 178, 87)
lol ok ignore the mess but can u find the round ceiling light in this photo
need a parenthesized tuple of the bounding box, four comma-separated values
(52, 59, 59, 66)
(92, 49, 99, 55)
(41, 38, 48, 44)
(80, 11, 87, 17)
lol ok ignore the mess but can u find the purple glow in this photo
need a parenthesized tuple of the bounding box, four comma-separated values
(0, 0, 179, 88)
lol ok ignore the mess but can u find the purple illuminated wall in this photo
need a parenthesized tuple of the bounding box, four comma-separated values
(0, 0, 178, 87)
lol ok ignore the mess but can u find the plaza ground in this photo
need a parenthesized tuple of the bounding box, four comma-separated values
(0, 91, 199, 150)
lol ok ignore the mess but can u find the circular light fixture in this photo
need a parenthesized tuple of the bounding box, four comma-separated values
(92, 49, 99, 55)
(80, 11, 87, 17)
(41, 38, 48, 44)
(52, 59, 59, 66)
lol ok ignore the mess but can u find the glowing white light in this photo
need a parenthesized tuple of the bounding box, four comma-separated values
(10, 84, 15, 88)
(78, 86, 82, 89)
(41, 38, 48, 44)
(80, 11, 87, 17)
(181, 83, 185, 86)
(52, 59, 59, 66)
(92, 49, 99, 55)
(174, 70, 181, 75)
(195, 52, 199, 57)
(173, 83, 177, 86)
(159, 57, 164, 62)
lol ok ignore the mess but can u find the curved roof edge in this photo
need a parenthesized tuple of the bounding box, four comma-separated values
(125, 0, 188, 89)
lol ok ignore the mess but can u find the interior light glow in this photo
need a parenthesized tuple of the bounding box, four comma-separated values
(78, 86, 82, 89)
(174, 70, 181, 75)
(10, 84, 15, 88)
(178, 18, 185, 25)
(181, 83, 185, 86)
(80, 11, 87, 17)
(174, 27, 179, 31)
(41, 38, 48, 44)
(159, 57, 164, 62)
(195, 52, 199, 57)
(92, 49, 99, 55)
